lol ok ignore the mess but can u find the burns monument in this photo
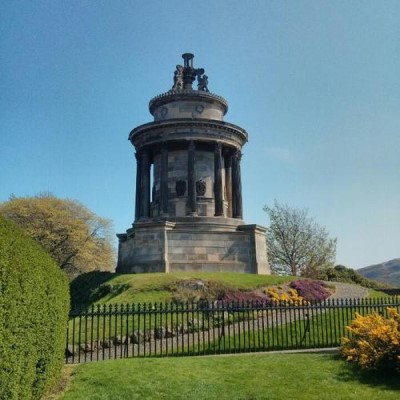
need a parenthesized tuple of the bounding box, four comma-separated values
(116, 54, 270, 275)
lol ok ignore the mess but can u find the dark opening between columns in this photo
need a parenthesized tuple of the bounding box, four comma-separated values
(187, 140, 197, 215)
(214, 142, 224, 216)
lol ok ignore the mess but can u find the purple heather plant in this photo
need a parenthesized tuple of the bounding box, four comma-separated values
(289, 280, 331, 302)
(219, 291, 273, 307)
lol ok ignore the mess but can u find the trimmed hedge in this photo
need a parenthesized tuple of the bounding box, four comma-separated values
(0, 215, 70, 400)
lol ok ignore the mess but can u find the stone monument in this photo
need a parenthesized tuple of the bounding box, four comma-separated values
(116, 53, 270, 274)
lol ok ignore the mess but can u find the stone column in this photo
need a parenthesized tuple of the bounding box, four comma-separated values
(160, 142, 169, 215)
(232, 149, 243, 219)
(187, 140, 197, 215)
(140, 149, 151, 218)
(214, 142, 224, 216)
(224, 153, 232, 217)
(134, 151, 142, 221)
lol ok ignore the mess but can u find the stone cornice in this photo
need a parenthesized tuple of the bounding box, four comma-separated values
(129, 119, 248, 150)
(129, 119, 247, 141)
(238, 224, 268, 233)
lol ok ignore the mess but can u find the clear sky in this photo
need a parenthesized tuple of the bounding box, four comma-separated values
(1, 0, 399, 269)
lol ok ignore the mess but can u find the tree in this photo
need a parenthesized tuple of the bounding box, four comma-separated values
(0, 194, 115, 278)
(263, 200, 337, 276)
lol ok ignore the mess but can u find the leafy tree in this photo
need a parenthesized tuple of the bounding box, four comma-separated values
(263, 200, 337, 276)
(0, 194, 115, 278)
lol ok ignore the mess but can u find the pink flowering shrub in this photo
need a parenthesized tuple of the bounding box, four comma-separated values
(289, 280, 331, 302)
(219, 291, 272, 306)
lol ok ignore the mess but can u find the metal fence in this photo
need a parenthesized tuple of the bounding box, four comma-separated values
(65, 297, 400, 363)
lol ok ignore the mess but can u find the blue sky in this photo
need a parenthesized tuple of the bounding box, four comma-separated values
(1, 0, 399, 269)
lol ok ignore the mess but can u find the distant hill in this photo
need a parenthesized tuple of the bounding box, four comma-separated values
(358, 259, 400, 288)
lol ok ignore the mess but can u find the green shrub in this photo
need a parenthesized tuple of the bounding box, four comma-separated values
(0, 215, 70, 399)
(311, 264, 389, 289)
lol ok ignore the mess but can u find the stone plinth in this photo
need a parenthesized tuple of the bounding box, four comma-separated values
(117, 219, 270, 274)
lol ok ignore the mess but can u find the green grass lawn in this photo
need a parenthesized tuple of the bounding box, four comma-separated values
(367, 289, 392, 299)
(58, 353, 399, 400)
(70, 271, 296, 308)
(198, 305, 396, 355)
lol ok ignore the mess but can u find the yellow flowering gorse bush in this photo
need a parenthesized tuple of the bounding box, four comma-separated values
(341, 307, 400, 372)
(264, 287, 307, 305)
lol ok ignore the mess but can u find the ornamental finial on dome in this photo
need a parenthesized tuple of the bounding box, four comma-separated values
(171, 53, 209, 92)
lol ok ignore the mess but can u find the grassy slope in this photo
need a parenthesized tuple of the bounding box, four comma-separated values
(70, 271, 392, 309)
(70, 272, 297, 308)
(68, 272, 391, 348)
(59, 353, 399, 400)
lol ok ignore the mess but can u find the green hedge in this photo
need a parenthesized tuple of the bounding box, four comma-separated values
(0, 215, 70, 400)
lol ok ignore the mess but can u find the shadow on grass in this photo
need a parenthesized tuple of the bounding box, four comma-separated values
(70, 271, 119, 310)
(333, 354, 400, 391)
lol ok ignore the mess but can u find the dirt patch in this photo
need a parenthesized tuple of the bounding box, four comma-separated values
(41, 365, 77, 400)
(169, 279, 231, 303)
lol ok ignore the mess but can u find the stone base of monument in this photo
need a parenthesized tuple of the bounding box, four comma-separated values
(116, 218, 270, 275)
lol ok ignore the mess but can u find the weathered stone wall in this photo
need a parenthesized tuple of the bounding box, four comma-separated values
(153, 98, 226, 121)
(238, 225, 270, 274)
(167, 230, 252, 273)
(117, 222, 270, 275)
(152, 149, 223, 218)
(194, 150, 217, 217)
(117, 226, 167, 273)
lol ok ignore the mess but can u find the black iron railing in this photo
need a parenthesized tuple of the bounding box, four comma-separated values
(65, 297, 400, 363)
